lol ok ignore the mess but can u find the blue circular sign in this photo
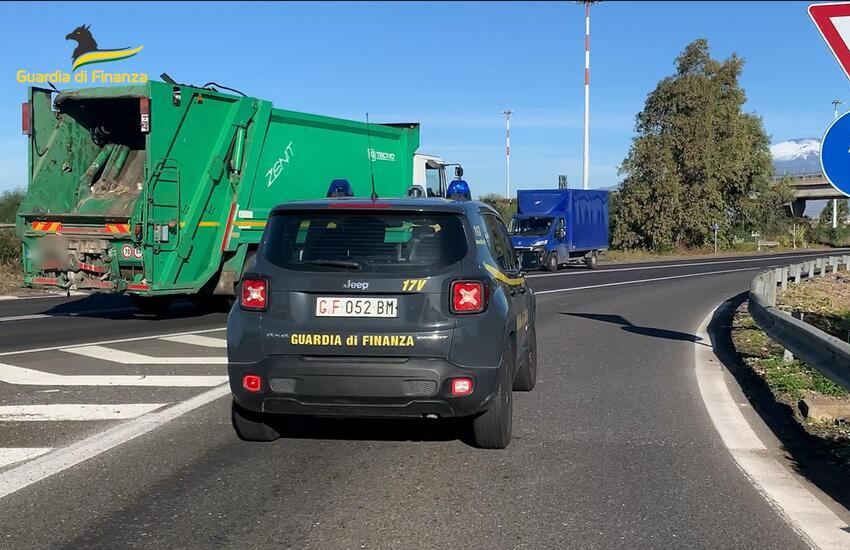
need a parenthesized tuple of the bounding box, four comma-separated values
(820, 113, 850, 197)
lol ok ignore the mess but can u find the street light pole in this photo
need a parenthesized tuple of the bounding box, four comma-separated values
(582, 0, 591, 190)
(832, 99, 842, 229)
(503, 109, 512, 198)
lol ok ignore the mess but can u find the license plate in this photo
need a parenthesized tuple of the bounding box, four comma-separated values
(315, 297, 398, 318)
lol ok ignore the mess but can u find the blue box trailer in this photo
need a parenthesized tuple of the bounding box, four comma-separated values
(509, 189, 609, 270)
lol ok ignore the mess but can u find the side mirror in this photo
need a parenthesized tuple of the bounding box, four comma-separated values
(555, 229, 566, 239)
(518, 250, 540, 270)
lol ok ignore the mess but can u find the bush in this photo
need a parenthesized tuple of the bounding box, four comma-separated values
(478, 193, 516, 223)
(0, 189, 24, 224)
(0, 231, 20, 266)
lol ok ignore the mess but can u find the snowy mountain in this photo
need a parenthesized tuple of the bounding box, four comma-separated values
(771, 138, 821, 176)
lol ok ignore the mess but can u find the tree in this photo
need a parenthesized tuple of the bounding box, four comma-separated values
(613, 39, 774, 250)
(478, 193, 516, 223)
(818, 198, 849, 226)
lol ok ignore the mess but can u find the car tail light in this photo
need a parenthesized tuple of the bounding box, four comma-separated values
(450, 377, 473, 396)
(139, 97, 151, 133)
(240, 278, 268, 310)
(451, 281, 487, 314)
(22, 102, 31, 136)
(242, 374, 262, 392)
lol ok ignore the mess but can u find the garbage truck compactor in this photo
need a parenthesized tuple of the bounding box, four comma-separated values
(17, 81, 452, 303)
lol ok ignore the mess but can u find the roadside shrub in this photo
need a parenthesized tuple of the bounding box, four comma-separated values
(0, 231, 20, 266)
(478, 193, 516, 223)
(0, 189, 24, 224)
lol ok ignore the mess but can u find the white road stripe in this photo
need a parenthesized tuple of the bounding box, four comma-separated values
(160, 334, 228, 348)
(0, 291, 87, 302)
(0, 327, 226, 358)
(526, 250, 848, 279)
(0, 404, 167, 422)
(61, 345, 226, 365)
(534, 266, 759, 295)
(0, 384, 230, 499)
(695, 303, 850, 549)
(0, 362, 226, 387)
(0, 448, 52, 469)
(0, 314, 50, 322)
(0, 308, 135, 323)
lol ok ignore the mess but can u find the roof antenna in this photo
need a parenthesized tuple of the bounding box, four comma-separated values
(365, 112, 378, 203)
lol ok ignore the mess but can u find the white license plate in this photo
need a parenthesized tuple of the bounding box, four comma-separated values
(315, 297, 398, 318)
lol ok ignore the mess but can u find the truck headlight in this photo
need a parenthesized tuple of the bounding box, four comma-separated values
(532, 239, 548, 248)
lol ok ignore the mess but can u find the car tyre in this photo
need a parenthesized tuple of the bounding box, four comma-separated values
(585, 251, 599, 269)
(231, 400, 281, 442)
(513, 325, 537, 391)
(471, 344, 513, 449)
(545, 252, 559, 272)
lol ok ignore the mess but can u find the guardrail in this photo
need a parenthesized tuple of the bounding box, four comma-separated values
(749, 255, 850, 391)
(0, 223, 14, 230)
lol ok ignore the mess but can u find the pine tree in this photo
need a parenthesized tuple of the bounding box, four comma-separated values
(613, 40, 774, 250)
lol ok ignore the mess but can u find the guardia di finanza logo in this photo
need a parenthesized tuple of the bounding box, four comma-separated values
(66, 24, 143, 71)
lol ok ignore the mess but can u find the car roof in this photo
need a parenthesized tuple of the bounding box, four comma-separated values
(270, 197, 496, 216)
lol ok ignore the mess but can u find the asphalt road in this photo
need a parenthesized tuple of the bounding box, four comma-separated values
(0, 249, 844, 549)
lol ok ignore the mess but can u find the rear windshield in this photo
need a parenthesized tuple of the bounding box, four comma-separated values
(262, 211, 468, 273)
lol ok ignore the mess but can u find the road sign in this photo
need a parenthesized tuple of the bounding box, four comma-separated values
(820, 112, 850, 196)
(809, 2, 850, 82)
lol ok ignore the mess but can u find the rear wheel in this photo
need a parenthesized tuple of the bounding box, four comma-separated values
(471, 343, 514, 449)
(130, 295, 175, 314)
(231, 401, 281, 442)
(545, 252, 559, 272)
(513, 326, 537, 391)
(585, 251, 599, 269)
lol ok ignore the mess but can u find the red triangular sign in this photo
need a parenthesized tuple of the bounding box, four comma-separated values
(810, 2, 850, 81)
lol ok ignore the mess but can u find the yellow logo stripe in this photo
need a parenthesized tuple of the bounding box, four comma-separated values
(484, 263, 525, 286)
(73, 46, 144, 71)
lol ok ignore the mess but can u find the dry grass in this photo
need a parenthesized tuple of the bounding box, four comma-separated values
(778, 272, 850, 343)
(0, 262, 22, 294)
(602, 244, 830, 265)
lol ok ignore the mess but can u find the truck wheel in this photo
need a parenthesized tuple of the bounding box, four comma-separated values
(471, 343, 513, 449)
(231, 401, 281, 442)
(545, 252, 559, 272)
(585, 251, 599, 269)
(130, 295, 175, 314)
(513, 325, 537, 391)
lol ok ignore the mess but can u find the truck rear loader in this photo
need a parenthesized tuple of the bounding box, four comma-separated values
(17, 81, 456, 307)
(509, 188, 609, 271)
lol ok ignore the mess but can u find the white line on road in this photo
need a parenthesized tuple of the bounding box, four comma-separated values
(0, 362, 226, 387)
(61, 345, 226, 365)
(0, 292, 88, 302)
(694, 303, 850, 549)
(0, 448, 52, 469)
(0, 383, 230, 500)
(534, 266, 759, 295)
(0, 314, 50, 322)
(0, 307, 136, 323)
(0, 403, 167, 422)
(160, 334, 228, 348)
(526, 250, 847, 279)
(0, 327, 226, 358)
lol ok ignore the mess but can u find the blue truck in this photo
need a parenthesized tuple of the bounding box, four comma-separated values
(509, 189, 609, 271)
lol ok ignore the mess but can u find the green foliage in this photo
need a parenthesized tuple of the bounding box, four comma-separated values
(818, 198, 849, 227)
(811, 225, 850, 247)
(478, 193, 516, 223)
(0, 231, 20, 266)
(613, 40, 775, 250)
(0, 189, 24, 224)
(761, 357, 848, 402)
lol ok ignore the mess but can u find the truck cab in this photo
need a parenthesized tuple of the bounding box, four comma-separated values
(412, 153, 451, 198)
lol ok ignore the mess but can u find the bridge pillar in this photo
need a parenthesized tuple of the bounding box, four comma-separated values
(788, 199, 806, 218)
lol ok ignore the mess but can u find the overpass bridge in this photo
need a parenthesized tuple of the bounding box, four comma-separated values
(773, 172, 847, 218)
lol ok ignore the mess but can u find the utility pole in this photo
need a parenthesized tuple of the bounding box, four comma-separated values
(503, 109, 512, 198)
(832, 99, 842, 229)
(582, 1, 592, 190)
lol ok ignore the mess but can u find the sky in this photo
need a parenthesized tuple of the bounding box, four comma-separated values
(0, 1, 846, 196)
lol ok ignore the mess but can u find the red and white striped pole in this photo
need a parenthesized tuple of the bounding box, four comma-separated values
(582, 1, 591, 190)
(503, 109, 513, 198)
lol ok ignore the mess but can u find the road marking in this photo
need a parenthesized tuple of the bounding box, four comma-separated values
(61, 345, 227, 365)
(161, 334, 228, 348)
(0, 448, 52, 469)
(0, 291, 87, 302)
(526, 250, 848, 279)
(0, 383, 230, 500)
(0, 327, 226, 358)
(0, 308, 136, 323)
(0, 363, 226, 387)
(0, 404, 167, 422)
(695, 302, 850, 549)
(534, 266, 759, 295)
(0, 314, 50, 322)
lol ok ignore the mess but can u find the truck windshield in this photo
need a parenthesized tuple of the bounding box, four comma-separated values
(511, 216, 554, 237)
(263, 211, 468, 273)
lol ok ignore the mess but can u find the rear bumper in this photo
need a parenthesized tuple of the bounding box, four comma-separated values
(228, 355, 501, 419)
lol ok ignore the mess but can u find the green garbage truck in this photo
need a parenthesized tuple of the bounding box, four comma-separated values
(17, 81, 457, 307)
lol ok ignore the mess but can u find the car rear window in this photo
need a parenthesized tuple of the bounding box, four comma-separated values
(262, 211, 468, 273)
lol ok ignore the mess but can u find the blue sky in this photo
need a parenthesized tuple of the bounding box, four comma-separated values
(0, 1, 845, 196)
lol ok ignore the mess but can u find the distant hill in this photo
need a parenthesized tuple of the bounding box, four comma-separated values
(771, 137, 821, 176)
